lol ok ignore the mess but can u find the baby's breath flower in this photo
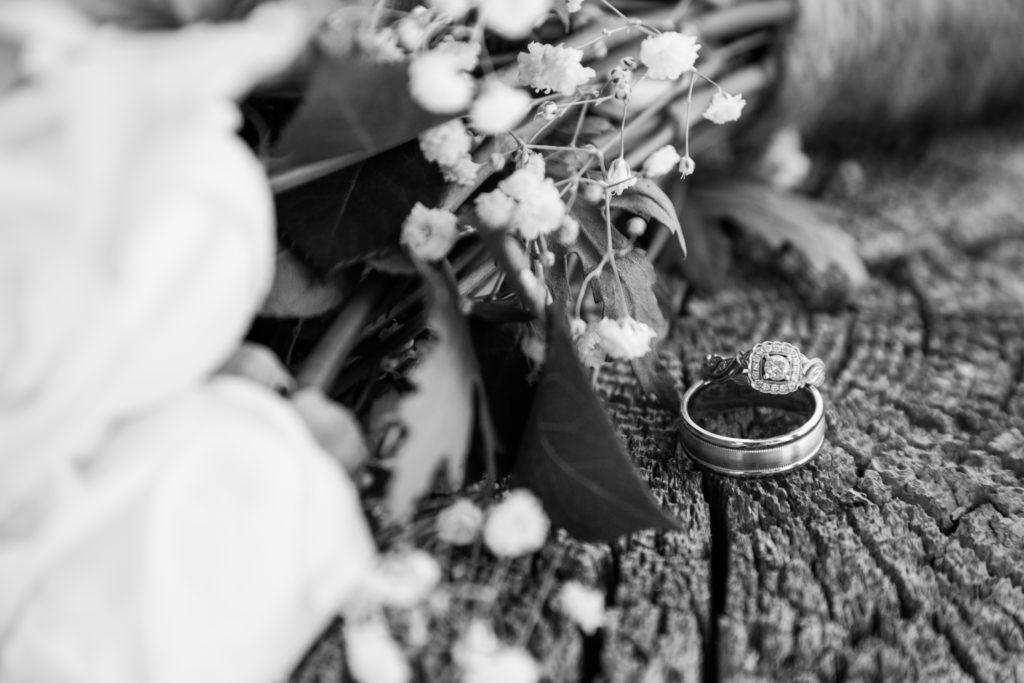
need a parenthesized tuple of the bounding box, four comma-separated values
(454, 620, 540, 683)
(463, 647, 541, 683)
(395, 9, 430, 51)
(642, 145, 681, 178)
(483, 489, 550, 557)
(443, 157, 481, 185)
(575, 324, 605, 367)
(419, 120, 473, 168)
(479, 0, 553, 39)
(475, 189, 516, 230)
(639, 32, 700, 80)
(555, 581, 606, 634)
(558, 214, 580, 245)
(678, 155, 696, 178)
(626, 216, 647, 237)
(345, 617, 411, 683)
(471, 80, 532, 134)
(593, 316, 657, 360)
(497, 170, 565, 239)
(437, 498, 485, 545)
(434, 37, 481, 70)
(401, 203, 459, 261)
(519, 150, 546, 176)
(702, 90, 745, 124)
(569, 316, 587, 339)
(359, 28, 404, 62)
(518, 42, 596, 96)
(582, 182, 605, 204)
(408, 50, 474, 113)
(538, 100, 559, 120)
(759, 127, 811, 189)
(521, 334, 546, 365)
(364, 548, 442, 608)
(605, 157, 636, 196)
(566, 0, 583, 12)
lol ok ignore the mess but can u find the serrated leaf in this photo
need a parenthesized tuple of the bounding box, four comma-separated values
(385, 267, 495, 520)
(547, 202, 666, 334)
(611, 178, 687, 258)
(691, 180, 869, 294)
(513, 309, 680, 542)
(271, 56, 451, 174)
(275, 142, 445, 277)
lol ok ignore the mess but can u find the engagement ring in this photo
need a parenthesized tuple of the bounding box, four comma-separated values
(679, 342, 827, 477)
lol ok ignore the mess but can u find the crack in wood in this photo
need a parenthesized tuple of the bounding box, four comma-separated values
(701, 474, 730, 683)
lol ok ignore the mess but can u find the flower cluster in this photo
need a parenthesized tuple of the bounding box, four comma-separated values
(475, 166, 566, 240)
(573, 316, 659, 366)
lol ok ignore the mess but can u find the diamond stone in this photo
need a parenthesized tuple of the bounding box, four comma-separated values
(763, 354, 791, 381)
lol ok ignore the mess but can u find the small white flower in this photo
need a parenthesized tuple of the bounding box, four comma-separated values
(345, 617, 411, 683)
(538, 100, 559, 120)
(626, 217, 647, 237)
(605, 157, 636, 196)
(437, 498, 485, 545)
(497, 170, 565, 239)
(359, 28, 405, 62)
(443, 157, 481, 185)
(566, 0, 584, 12)
(582, 182, 605, 204)
(475, 190, 516, 230)
(642, 145, 681, 178)
(555, 581, 606, 634)
(401, 203, 459, 261)
(471, 80, 533, 134)
(702, 90, 746, 124)
(364, 548, 442, 608)
(483, 489, 550, 557)
(463, 647, 541, 683)
(518, 150, 546, 176)
(518, 42, 596, 96)
(409, 50, 474, 114)
(419, 120, 473, 168)
(395, 11, 430, 51)
(593, 317, 658, 360)
(758, 127, 811, 189)
(558, 214, 580, 245)
(479, 0, 553, 39)
(575, 324, 605, 368)
(569, 317, 587, 339)
(434, 37, 482, 71)
(454, 620, 541, 683)
(521, 335, 546, 365)
(428, 0, 473, 20)
(639, 32, 701, 80)
(678, 155, 696, 178)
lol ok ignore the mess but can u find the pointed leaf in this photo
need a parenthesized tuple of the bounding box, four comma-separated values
(611, 178, 687, 258)
(692, 180, 868, 306)
(271, 56, 451, 174)
(513, 309, 680, 543)
(672, 185, 730, 292)
(385, 267, 495, 519)
(275, 142, 445, 277)
(547, 202, 666, 334)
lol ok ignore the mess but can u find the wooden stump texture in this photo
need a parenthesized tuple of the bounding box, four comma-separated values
(294, 122, 1024, 682)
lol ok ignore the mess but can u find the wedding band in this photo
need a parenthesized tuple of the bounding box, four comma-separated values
(680, 342, 827, 477)
(702, 340, 826, 395)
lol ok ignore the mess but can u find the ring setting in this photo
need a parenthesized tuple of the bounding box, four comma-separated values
(680, 341, 828, 477)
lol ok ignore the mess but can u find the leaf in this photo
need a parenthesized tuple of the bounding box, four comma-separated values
(385, 267, 495, 520)
(611, 178, 687, 258)
(261, 250, 346, 317)
(513, 309, 680, 542)
(271, 56, 451, 174)
(546, 201, 666, 334)
(291, 387, 369, 472)
(275, 142, 445, 277)
(672, 185, 731, 292)
(691, 180, 869, 307)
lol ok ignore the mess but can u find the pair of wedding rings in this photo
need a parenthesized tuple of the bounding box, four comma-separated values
(679, 341, 827, 477)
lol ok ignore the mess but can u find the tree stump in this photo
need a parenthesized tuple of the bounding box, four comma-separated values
(294, 121, 1024, 682)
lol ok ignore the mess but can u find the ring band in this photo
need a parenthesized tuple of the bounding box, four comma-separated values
(680, 341, 827, 477)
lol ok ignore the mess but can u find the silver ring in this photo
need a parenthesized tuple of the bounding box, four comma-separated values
(680, 342, 827, 477)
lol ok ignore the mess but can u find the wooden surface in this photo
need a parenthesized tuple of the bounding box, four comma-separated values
(294, 123, 1024, 682)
